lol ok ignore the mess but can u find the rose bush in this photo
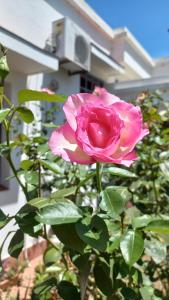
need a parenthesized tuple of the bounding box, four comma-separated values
(49, 87, 148, 166)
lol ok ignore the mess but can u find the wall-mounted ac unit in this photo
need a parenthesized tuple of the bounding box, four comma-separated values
(52, 18, 91, 72)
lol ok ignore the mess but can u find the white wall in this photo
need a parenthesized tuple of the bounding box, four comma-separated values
(0, 0, 112, 52)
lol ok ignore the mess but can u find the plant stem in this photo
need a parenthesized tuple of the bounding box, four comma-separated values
(96, 162, 102, 193)
(4, 113, 29, 200)
(43, 224, 59, 251)
(38, 160, 41, 197)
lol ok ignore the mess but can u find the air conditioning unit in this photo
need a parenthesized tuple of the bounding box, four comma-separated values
(52, 18, 91, 72)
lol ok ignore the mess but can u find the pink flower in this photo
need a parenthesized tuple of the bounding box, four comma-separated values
(49, 87, 149, 167)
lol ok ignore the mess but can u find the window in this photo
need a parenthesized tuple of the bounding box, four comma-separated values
(80, 73, 103, 93)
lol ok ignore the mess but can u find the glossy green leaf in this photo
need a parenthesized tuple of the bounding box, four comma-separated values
(100, 187, 125, 217)
(41, 160, 62, 174)
(43, 247, 61, 266)
(140, 286, 154, 300)
(36, 200, 82, 225)
(18, 89, 67, 105)
(33, 277, 57, 295)
(0, 209, 7, 229)
(132, 215, 152, 229)
(94, 258, 113, 296)
(57, 281, 80, 300)
(120, 230, 144, 267)
(20, 160, 33, 170)
(103, 167, 137, 178)
(145, 220, 169, 234)
(73, 254, 91, 300)
(16, 205, 42, 237)
(29, 197, 49, 209)
(52, 223, 85, 253)
(145, 238, 166, 264)
(16, 106, 34, 124)
(121, 287, 138, 300)
(75, 215, 109, 252)
(37, 143, 49, 154)
(24, 171, 39, 185)
(0, 108, 10, 123)
(50, 186, 77, 199)
(0, 54, 9, 80)
(8, 230, 24, 258)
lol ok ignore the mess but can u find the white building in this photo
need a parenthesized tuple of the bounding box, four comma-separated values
(0, 0, 169, 259)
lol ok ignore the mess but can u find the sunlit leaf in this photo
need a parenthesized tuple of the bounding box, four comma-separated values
(16, 107, 34, 124)
(120, 230, 144, 267)
(18, 89, 67, 104)
(36, 200, 82, 225)
(8, 230, 24, 258)
(0, 108, 10, 123)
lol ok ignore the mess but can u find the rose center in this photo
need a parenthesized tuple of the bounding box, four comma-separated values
(88, 122, 110, 148)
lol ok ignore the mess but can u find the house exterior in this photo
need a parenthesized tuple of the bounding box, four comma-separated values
(0, 0, 169, 259)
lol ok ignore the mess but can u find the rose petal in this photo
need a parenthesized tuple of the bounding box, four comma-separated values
(112, 101, 145, 148)
(93, 87, 121, 105)
(63, 93, 101, 131)
(48, 123, 94, 164)
(91, 149, 137, 167)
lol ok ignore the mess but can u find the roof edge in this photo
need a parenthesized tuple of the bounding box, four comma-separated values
(114, 27, 155, 67)
(66, 0, 115, 40)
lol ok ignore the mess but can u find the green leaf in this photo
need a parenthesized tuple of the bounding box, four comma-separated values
(8, 230, 24, 258)
(24, 171, 39, 185)
(94, 258, 113, 296)
(43, 247, 61, 266)
(20, 160, 33, 170)
(36, 200, 82, 225)
(140, 286, 154, 300)
(18, 89, 67, 105)
(0, 108, 10, 123)
(52, 223, 85, 253)
(103, 167, 137, 178)
(37, 143, 49, 155)
(75, 215, 109, 252)
(145, 220, 169, 234)
(145, 238, 166, 264)
(120, 230, 144, 267)
(41, 160, 62, 174)
(16, 205, 42, 237)
(73, 254, 91, 300)
(160, 161, 169, 181)
(29, 197, 49, 209)
(121, 287, 138, 300)
(15, 107, 34, 124)
(33, 277, 57, 295)
(50, 186, 77, 199)
(57, 281, 80, 300)
(0, 209, 7, 229)
(132, 215, 152, 229)
(100, 187, 125, 217)
(0, 54, 9, 80)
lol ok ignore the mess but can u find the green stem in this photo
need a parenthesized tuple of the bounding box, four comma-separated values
(38, 160, 41, 197)
(96, 162, 102, 194)
(4, 117, 29, 200)
(43, 224, 59, 251)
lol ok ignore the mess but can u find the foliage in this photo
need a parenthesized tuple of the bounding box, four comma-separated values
(0, 49, 169, 299)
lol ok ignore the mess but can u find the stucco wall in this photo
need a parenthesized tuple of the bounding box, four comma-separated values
(0, 0, 112, 52)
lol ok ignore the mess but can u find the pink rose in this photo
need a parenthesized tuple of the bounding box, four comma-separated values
(49, 87, 149, 167)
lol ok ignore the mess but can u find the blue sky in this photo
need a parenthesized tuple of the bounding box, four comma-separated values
(86, 0, 169, 58)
